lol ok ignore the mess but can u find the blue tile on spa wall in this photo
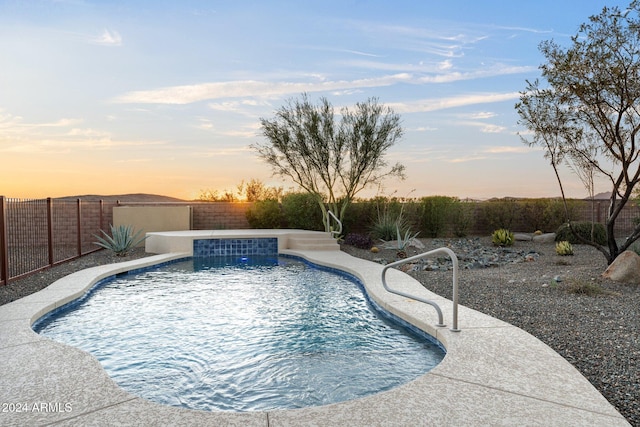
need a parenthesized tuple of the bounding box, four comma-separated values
(193, 237, 278, 257)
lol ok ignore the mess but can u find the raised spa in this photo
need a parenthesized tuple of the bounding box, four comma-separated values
(34, 255, 445, 412)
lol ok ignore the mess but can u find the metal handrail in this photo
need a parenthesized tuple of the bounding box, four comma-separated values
(326, 210, 342, 237)
(381, 247, 460, 332)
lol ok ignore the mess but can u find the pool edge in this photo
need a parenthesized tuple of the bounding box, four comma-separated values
(0, 233, 631, 426)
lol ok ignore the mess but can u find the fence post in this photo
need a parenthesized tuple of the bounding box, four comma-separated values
(47, 197, 54, 267)
(99, 200, 104, 232)
(77, 199, 82, 257)
(0, 196, 8, 286)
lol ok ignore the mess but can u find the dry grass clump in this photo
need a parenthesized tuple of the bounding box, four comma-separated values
(563, 278, 620, 297)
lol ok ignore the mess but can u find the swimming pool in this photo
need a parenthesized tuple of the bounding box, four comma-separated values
(34, 255, 445, 412)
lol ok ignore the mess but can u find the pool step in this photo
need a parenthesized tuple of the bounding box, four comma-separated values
(287, 234, 340, 251)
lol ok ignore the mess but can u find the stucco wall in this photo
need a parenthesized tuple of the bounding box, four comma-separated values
(113, 206, 193, 245)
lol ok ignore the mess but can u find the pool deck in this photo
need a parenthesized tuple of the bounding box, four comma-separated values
(0, 230, 631, 426)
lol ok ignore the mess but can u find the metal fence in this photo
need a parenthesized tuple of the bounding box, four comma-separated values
(0, 197, 110, 286)
(2, 195, 640, 286)
(0, 197, 253, 286)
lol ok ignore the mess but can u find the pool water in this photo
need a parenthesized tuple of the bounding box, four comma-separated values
(35, 256, 445, 412)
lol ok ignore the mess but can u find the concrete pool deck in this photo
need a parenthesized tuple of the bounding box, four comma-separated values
(0, 230, 630, 426)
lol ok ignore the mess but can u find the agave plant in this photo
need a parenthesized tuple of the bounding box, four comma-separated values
(555, 240, 574, 256)
(382, 224, 420, 258)
(492, 228, 514, 247)
(94, 224, 147, 256)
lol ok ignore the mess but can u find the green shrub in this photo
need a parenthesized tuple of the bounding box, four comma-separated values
(519, 199, 544, 231)
(281, 192, 324, 230)
(480, 198, 519, 230)
(369, 196, 411, 240)
(245, 199, 282, 228)
(342, 199, 376, 234)
(344, 233, 373, 249)
(94, 224, 147, 256)
(492, 228, 514, 246)
(420, 196, 455, 237)
(370, 209, 409, 240)
(555, 222, 607, 245)
(545, 199, 582, 231)
(449, 200, 474, 237)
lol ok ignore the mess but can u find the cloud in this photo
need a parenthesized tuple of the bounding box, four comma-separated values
(448, 155, 488, 163)
(67, 128, 111, 137)
(483, 146, 538, 154)
(37, 118, 82, 127)
(458, 122, 508, 133)
(114, 73, 418, 104)
(113, 63, 531, 106)
(0, 110, 164, 154)
(113, 74, 417, 104)
(388, 92, 521, 113)
(222, 129, 260, 138)
(491, 24, 553, 35)
(90, 29, 122, 46)
(466, 111, 496, 119)
(207, 99, 271, 114)
(116, 158, 152, 163)
(195, 146, 253, 158)
(435, 144, 538, 164)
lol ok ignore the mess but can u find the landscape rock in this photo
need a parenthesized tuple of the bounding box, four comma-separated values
(390, 237, 543, 270)
(514, 233, 533, 241)
(602, 250, 640, 284)
(532, 233, 556, 243)
(410, 238, 425, 249)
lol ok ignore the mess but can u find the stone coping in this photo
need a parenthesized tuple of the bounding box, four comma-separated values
(145, 229, 331, 255)
(0, 231, 631, 426)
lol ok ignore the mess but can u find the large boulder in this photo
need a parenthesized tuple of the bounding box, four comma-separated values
(514, 233, 532, 241)
(602, 250, 640, 284)
(532, 233, 556, 243)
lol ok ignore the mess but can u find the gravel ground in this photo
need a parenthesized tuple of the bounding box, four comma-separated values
(341, 236, 639, 426)
(1, 240, 638, 425)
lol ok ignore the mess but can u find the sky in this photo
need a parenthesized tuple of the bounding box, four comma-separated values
(0, 0, 632, 201)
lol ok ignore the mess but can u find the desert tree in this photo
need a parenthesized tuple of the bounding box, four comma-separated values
(516, 1, 640, 264)
(253, 93, 405, 233)
(236, 178, 283, 202)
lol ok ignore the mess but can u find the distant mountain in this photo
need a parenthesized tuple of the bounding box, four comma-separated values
(592, 192, 612, 200)
(55, 193, 187, 202)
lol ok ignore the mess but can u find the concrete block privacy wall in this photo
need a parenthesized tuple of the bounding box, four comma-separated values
(113, 206, 193, 244)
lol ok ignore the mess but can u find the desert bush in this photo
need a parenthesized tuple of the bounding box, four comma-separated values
(344, 233, 374, 249)
(564, 278, 617, 296)
(342, 198, 377, 234)
(520, 198, 571, 232)
(480, 198, 520, 230)
(371, 210, 409, 241)
(547, 199, 582, 230)
(449, 200, 474, 237)
(555, 222, 607, 245)
(245, 199, 282, 228)
(369, 196, 410, 240)
(281, 192, 324, 231)
(420, 196, 455, 237)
